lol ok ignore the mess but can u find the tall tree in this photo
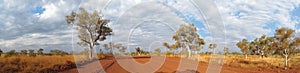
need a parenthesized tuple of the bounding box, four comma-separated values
(264, 37, 275, 57)
(172, 23, 205, 57)
(236, 39, 250, 59)
(274, 27, 300, 70)
(257, 35, 269, 58)
(66, 7, 113, 59)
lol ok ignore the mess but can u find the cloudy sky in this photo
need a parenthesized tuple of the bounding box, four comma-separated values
(0, 0, 299, 53)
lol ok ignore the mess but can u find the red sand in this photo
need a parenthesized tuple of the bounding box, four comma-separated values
(61, 56, 299, 73)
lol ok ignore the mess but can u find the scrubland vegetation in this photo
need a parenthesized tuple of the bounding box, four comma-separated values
(0, 55, 75, 73)
(197, 53, 300, 70)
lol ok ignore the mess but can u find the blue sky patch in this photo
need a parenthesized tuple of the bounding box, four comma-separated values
(31, 6, 45, 15)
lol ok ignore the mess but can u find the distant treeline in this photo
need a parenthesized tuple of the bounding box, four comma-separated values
(0, 48, 69, 57)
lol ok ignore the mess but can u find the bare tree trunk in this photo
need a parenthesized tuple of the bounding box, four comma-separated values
(89, 40, 94, 60)
(284, 48, 288, 70)
(260, 50, 264, 58)
(89, 44, 94, 60)
(284, 54, 288, 70)
(185, 43, 191, 58)
(260, 46, 265, 58)
(187, 48, 191, 58)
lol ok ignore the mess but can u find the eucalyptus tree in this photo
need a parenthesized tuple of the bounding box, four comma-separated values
(236, 39, 250, 59)
(172, 23, 205, 57)
(209, 44, 217, 52)
(273, 27, 300, 70)
(264, 37, 275, 57)
(66, 7, 113, 59)
(257, 35, 269, 58)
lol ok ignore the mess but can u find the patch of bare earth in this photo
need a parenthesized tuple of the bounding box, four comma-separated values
(60, 56, 300, 73)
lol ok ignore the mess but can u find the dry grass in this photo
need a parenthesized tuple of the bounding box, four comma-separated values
(0, 54, 108, 73)
(0, 55, 77, 73)
(197, 54, 300, 70)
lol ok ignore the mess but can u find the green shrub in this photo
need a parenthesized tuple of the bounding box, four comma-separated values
(5, 50, 18, 57)
(28, 50, 36, 57)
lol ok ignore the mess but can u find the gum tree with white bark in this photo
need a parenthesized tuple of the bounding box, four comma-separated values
(172, 23, 205, 58)
(273, 27, 300, 70)
(65, 7, 113, 60)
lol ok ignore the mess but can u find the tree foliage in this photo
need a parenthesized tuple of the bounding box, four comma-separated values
(273, 27, 300, 69)
(236, 27, 300, 70)
(5, 50, 18, 57)
(164, 23, 205, 57)
(236, 39, 250, 58)
(20, 50, 28, 56)
(65, 7, 112, 59)
(49, 50, 69, 56)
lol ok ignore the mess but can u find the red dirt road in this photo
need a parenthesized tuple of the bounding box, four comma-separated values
(61, 56, 299, 73)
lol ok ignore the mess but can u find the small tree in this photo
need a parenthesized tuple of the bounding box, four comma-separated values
(224, 47, 229, 55)
(28, 50, 36, 57)
(135, 47, 142, 56)
(209, 44, 217, 52)
(20, 50, 28, 56)
(50, 50, 69, 56)
(37, 48, 44, 55)
(155, 48, 161, 56)
(0, 49, 3, 57)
